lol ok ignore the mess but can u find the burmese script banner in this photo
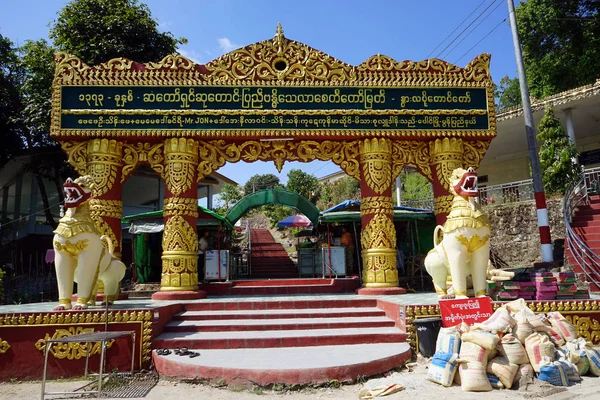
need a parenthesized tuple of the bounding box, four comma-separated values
(60, 86, 489, 131)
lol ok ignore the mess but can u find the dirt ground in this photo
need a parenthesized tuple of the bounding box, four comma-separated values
(4, 362, 600, 400)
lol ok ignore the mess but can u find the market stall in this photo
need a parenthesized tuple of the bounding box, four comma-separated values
(316, 201, 436, 287)
(122, 206, 233, 283)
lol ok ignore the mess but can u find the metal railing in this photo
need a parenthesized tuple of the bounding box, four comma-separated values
(397, 179, 537, 210)
(478, 179, 535, 206)
(564, 166, 600, 289)
(229, 251, 250, 280)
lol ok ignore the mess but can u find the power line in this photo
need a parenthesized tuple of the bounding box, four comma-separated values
(309, 160, 333, 177)
(436, 0, 502, 59)
(427, 0, 490, 58)
(454, 18, 508, 64)
(441, 0, 505, 60)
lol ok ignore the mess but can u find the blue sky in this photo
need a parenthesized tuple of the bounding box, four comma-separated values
(1, 0, 519, 187)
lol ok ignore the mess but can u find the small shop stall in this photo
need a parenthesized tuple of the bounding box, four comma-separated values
(315, 201, 436, 287)
(122, 206, 233, 283)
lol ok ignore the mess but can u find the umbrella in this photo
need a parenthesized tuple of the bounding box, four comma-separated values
(277, 215, 311, 227)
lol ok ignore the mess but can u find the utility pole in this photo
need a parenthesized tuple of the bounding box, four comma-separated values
(507, 0, 553, 262)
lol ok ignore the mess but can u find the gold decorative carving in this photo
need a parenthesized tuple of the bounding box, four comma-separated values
(162, 215, 198, 253)
(444, 195, 490, 232)
(0, 310, 152, 363)
(35, 327, 114, 360)
(361, 248, 398, 287)
(163, 197, 199, 218)
(61, 142, 88, 176)
(434, 194, 454, 215)
(430, 138, 464, 190)
(197, 140, 361, 180)
(361, 213, 396, 249)
(90, 199, 123, 219)
(146, 54, 196, 71)
(160, 252, 198, 290)
(86, 139, 123, 197)
(463, 140, 490, 169)
(391, 141, 433, 182)
(296, 140, 361, 180)
(360, 138, 392, 194)
(456, 234, 490, 253)
(52, 41, 491, 87)
(54, 239, 89, 257)
(566, 316, 600, 343)
(164, 138, 198, 196)
(205, 23, 356, 83)
(90, 216, 119, 252)
(360, 196, 394, 216)
(122, 142, 165, 182)
(0, 338, 10, 354)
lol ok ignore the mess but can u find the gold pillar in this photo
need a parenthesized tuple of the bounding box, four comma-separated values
(430, 138, 465, 225)
(86, 139, 124, 255)
(160, 138, 200, 291)
(359, 138, 398, 288)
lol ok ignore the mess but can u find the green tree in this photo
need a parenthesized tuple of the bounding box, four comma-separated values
(49, 0, 186, 65)
(398, 171, 432, 207)
(7, 0, 187, 226)
(495, 75, 522, 111)
(516, 0, 600, 99)
(215, 183, 243, 216)
(243, 174, 281, 195)
(286, 169, 321, 203)
(0, 34, 25, 166)
(537, 107, 579, 195)
(16, 40, 67, 226)
(263, 205, 294, 228)
(316, 176, 360, 210)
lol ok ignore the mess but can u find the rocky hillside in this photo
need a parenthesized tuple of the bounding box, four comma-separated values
(486, 198, 564, 267)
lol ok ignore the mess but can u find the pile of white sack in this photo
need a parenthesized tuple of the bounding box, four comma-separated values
(426, 298, 600, 391)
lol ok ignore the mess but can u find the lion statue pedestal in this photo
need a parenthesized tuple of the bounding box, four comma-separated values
(425, 167, 491, 299)
(53, 176, 126, 311)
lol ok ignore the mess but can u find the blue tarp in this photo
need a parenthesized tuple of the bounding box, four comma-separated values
(320, 200, 361, 214)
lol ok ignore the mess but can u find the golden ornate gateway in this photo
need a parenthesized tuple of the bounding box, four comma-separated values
(51, 24, 495, 293)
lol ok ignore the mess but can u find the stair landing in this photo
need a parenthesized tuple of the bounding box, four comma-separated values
(153, 343, 411, 386)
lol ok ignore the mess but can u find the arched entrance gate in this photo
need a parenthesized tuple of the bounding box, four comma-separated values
(50, 25, 496, 297)
(225, 188, 320, 227)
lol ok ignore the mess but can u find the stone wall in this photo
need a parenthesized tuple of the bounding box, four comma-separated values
(486, 198, 565, 267)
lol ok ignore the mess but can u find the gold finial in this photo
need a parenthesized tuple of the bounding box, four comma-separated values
(276, 22, 284, 38)
(273, 22, 286, 56)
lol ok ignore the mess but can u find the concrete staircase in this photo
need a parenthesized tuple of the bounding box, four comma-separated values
(152, 298, 410, 385)
(567, 194, 600, 290)
(249, 229, 299, 279)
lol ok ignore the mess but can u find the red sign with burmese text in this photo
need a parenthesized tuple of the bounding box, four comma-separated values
(439, 297, 493, 327)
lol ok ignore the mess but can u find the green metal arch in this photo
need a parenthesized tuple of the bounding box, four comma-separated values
(225, 188, 320, 226)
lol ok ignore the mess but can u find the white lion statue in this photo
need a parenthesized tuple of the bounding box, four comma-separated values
(425, 167, 491, 299)
(53, 176, 126, 311)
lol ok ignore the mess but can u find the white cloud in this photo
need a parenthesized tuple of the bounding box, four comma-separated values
(179, 49, 202, 64)
(217, 37, 240, 53)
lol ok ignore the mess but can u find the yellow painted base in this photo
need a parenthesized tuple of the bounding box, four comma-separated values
(159, 285, 199, 292)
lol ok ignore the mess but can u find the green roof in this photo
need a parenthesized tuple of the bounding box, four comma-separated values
(122, 205, 232, 228)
